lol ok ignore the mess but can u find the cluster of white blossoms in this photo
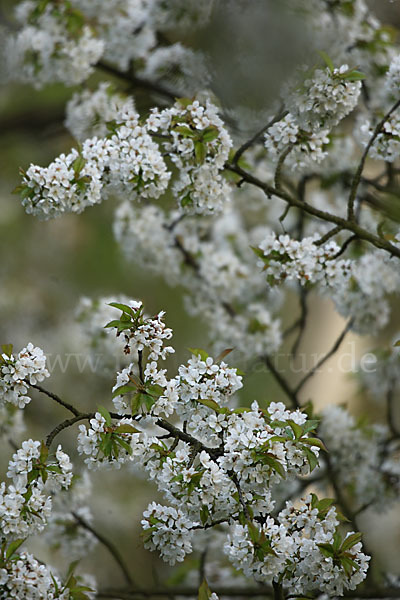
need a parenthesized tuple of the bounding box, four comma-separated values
(225, 495, 369, 596)
(148, 99, 233, 213)
(65, 83, 135, 142)
(0, 343, 49, 409)
(319, 405, 400, 509)
(357, 111, 400, 163)
(386, 54, 400, 96)
(256, 233, 348, 287)
(142, 502, 196, 565)
(20, 106, 170, 219)
(93, 303, 368, 593)
(288, 64, 362, 131)
(257, 234, 400, 334)
(264, 113, 330, 171)
(0, 439, 72, 539)
(0, 550, 68, 599)
(76, 0, 155, 71)
(18, 97, 233, 218)
(77, 411, 137, 470)
(107, 300, 174, 362)
(7, 0, 104, 87)
(264, 62, 362, 171)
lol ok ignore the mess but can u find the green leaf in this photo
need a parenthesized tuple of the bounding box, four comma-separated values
(6, 539, 24, 560)
(394, 340, 400, 347)
(108, 302, 135, 315)
(301, 437, 327, 451)
(176, 97, 193, 108)
(112, 384, 136, 398)
(340, 532, 362, 553)
(39, 441, 49, 463)
(196, 398, 221, 412)
(198, 579, 212, 600)
(114, 424, 139, 434)
(302, 419, 320, 434)
(200, 505, 210, 525)
(333, 531, 342, 554)
(104, 319, 122, 329)
(317, 542, 334, 557)
(302, 446, 319, 472)
(315, 497, 335, 514)
(287, 420, 303, 440)
(114, 436, 133, 455)
(202, 126, 219, 142)
(247, 521, 261, 544)
(72, 155, 86, 176)
(97, 405, 112, 427)
(174, 125, 196, 138)
(188, 348, 209, 361)
(341, 69, 366, 81)
(251, 245, 266, 259)
(194, 141, 206, 164)
(318, 50, 334, 72)
(340, 555, 360, 577)
(256, 453, 286, 478)
(147, 384, 165, 398)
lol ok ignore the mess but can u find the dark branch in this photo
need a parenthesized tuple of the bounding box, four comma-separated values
(97, 61, 176, 101)
(294, 320, 353, 395)
(263, 356, 300, 409)
(347, 98, 400, 221)
(231, 109, 288, 166)
(225, 163, 400, 259)
(29, 383, 80, 416)
(72, 511, 138, 590)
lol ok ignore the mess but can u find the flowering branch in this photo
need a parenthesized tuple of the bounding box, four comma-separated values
(347, 98, 400, 221)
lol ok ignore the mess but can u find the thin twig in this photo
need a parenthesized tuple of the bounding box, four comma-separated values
(97, 61, 176, 101)
(315, 226, 343, 246)
(347, 98, 400, 221)
(29, 383, 80, 416)
(72, 511, 137, 590)
(330, 234, 359, 259)
(263, 356, 299, 409)
(231, 109, 288, 165)
(291, 287, 308, 355)
(294, 320, 353, 395)
(386, 388, 400, 439)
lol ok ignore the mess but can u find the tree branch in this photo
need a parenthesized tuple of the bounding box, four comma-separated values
(294, 320, 353, 395)
(97, 61, 176, 101)
(263, 356, 299, 409)
(72, 511, 138, 590)
(225, 163, 400, 259)
(347, 98, 400, 221)
(29, 383, 80, 416)
(231, 109, 288, 166)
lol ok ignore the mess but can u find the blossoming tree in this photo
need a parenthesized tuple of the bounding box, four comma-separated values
(1, 0, 400, 597)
